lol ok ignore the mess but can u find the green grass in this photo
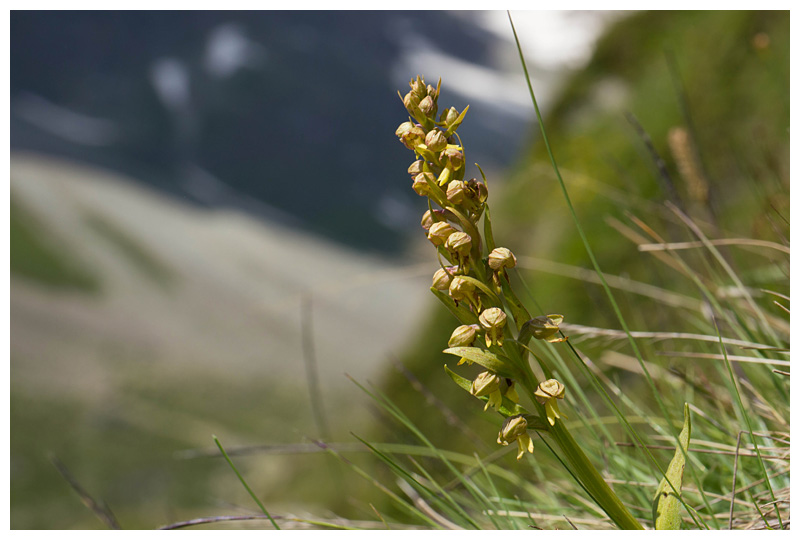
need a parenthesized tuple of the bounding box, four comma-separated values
(10, 194, 99, 292)
(370, 10, 788, 530)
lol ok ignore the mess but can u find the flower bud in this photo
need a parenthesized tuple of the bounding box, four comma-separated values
(420, 210, 434, 230)
(470, 371, 500, 397)
(466, 178, 488, 203)
(446, 180, 467, 204)
(440, 147, 464, 171)
(444, 231, 471, 258)
(497, 414, 527, 444)
(448, 276, 473, 299)
(432, 266, 456, 290)
(471, 371, 503, 411)
(448, 324, 479, 348)
(449, 276, 479, 311)
(418, 95, 436, 117)
(442, 106, 459, 126)
(410, 76, 427, 100)
(403, 91, 420, 112)
(526, 314, 564, 342)
(445, 231, 472, 274)
(395, 122, 425, 150)
(412, 173, 435, 197)
(408, 160, 425, 177)
(497, 415, 534, 459)
(488, 247, 517, 271)
(479, 307, 507, 347)
(420, 209, 452, 231)
(424, 130, 447, 153)
(427, 221, 457, 247)
(426, 83, 438, 100)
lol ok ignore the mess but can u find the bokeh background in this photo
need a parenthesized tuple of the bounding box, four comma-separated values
(10, 10, 788, 529)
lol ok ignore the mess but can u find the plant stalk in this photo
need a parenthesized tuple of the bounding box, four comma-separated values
(519, 371, 643, 530)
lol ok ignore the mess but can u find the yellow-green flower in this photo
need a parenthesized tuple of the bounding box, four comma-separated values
(424, 129, 447, 152)
(444, 231, 472, 273)
(527, 314, 565, 343)
(497, 415, 534, 460)
(479, 307, 507, 347)
(427, 221, 457, 247)
(534, 379, 567, 426)
(488, 247, 517, 292)
(448, 324, 480, 365)
(431, 266, 456, 291)
(445, 179, 467, 205)
(471, 371, 503, 411)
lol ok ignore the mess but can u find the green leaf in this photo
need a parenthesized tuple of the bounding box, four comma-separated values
(652, 403, 692, 530)
(442, 347, 516, 379)
(482, 205, 496, 253)
(430, 287, 478, 325)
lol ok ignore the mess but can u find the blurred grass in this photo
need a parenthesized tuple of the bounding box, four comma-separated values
(83, 210, 175, 287)
(10, 194, 99, 292)
(9, 356, 359, 529)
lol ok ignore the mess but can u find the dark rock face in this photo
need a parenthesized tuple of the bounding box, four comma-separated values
(12, 11, 524, 254)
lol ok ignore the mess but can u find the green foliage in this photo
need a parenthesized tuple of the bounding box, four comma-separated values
(382, 10, 788, 530)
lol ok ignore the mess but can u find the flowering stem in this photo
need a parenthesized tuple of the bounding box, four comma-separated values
(517, 370, 643, 530)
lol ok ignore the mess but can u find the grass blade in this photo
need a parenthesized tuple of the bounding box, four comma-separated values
(213, 435, 280, 529)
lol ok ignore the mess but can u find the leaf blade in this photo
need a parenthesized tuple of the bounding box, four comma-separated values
(652, 403, 692, 530)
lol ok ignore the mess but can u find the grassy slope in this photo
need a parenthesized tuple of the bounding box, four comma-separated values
(377, 10, 788, 526)
(10, 195, 100, 292)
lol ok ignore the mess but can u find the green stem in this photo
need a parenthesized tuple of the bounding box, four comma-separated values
(518, 372, 643, 530)
(549, 421, 643, 530)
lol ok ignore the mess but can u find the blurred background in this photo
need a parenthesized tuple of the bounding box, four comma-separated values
(10, 10, 788, 529)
